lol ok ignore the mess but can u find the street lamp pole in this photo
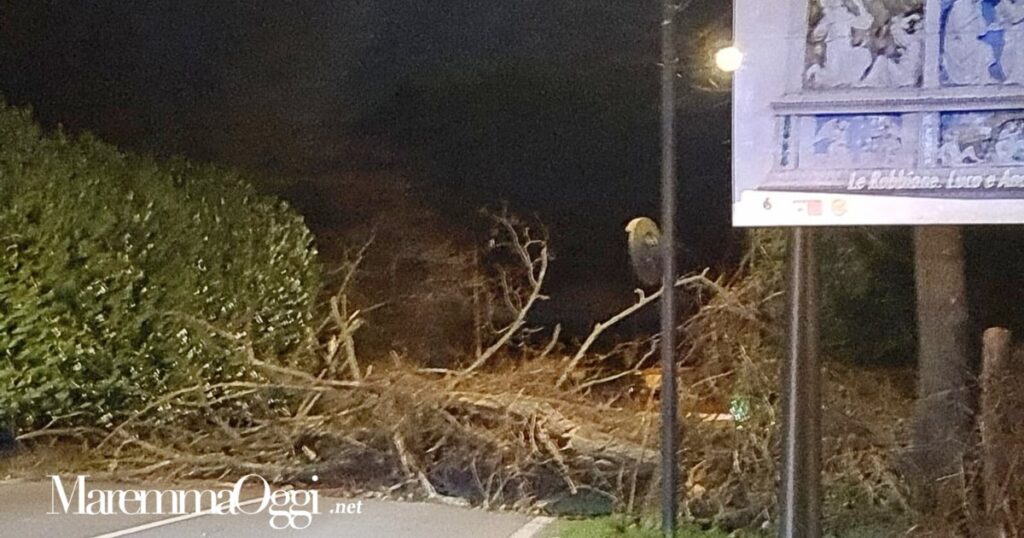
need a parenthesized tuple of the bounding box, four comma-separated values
(658, 0, 679, 535)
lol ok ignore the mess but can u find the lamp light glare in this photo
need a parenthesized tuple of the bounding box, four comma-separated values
(715, 46, 743, 73)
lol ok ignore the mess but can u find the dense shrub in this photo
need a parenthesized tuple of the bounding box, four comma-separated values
(0, 101, 319, 427)
(738, 227, 916, 364)
(818, 228, 916, 364)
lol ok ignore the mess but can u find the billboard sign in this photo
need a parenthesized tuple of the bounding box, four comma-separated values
(733, 0, 1024, 226)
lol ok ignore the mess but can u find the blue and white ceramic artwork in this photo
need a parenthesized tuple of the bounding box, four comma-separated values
(810, 114, 905, 167)
(941, 0, 1024, 85)
(940, 111, 1024, 164)
(805, 0, 925, 88)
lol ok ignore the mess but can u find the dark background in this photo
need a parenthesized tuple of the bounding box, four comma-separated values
(0, 1, 737, 329)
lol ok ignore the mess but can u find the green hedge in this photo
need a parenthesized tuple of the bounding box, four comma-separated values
(0, 101, 319, 427)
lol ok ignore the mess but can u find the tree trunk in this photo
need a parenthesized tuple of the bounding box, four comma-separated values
(910, 226, 974, 524)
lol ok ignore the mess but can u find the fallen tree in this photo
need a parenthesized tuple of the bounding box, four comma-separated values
(6, 220, 916, 534)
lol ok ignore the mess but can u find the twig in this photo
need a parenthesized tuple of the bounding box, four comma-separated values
(98, 380, 360, 449)
(538, 324, 562, 361)
(575, 339, 659, 392)
(249, 357, 364, 389)
(17, 426, 107, 441)
(556, 270, 711, 388)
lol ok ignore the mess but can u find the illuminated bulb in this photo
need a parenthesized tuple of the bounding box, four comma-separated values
(714, 46, 743, 73)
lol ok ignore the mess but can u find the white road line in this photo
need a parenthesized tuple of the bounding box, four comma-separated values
(507, 516, 555, 538)
(90, 498, 265, 538)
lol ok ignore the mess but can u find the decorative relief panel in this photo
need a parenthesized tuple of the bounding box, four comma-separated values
(805, 0, 925, 89)
(940, 0, 1024, 86)
(771, 0, 1024, 186)
(939, 109, 1024, 164)
(800, 114, 912, 168)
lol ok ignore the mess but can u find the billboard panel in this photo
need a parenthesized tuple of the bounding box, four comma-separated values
(733, 0, 1024, 226)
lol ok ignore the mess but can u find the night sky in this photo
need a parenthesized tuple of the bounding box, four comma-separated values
(0, 1, 736, 327)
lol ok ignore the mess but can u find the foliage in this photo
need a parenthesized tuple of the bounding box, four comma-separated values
(818, 227, 916, 364)
(551, 514, 905, 538)
(553, 516, 751, 538)
(734, 227, 917, 365)
(677, 228, 911, 534)
(0, 100, 319, 427)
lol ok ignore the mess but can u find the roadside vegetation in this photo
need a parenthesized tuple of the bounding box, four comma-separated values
(0, 102, 962, 535)
(551, 517, 746, 538)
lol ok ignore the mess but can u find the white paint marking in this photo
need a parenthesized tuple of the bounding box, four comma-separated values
(90, 498, 264, 538)
(507, 516, 555, 538)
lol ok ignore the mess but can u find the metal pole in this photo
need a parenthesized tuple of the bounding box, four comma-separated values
(659, 0, 679, 535)
(779, 227, 822, 538)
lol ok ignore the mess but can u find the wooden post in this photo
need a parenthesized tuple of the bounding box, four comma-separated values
(980, 327, 1023, 534)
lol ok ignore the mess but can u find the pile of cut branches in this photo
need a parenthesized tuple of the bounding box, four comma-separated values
(9, 221, 913, 534)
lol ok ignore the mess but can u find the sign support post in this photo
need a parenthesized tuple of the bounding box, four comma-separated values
(779, 227, 822, 538)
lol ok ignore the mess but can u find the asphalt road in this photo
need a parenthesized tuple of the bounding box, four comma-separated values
(0, 479, 553, 538)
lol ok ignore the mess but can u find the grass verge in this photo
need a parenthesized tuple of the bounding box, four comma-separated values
(549, 517, 761, 538)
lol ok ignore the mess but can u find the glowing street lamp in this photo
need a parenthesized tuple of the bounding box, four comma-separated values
(714, 46, 743, 73)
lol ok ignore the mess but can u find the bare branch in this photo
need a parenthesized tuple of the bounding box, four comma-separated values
(556, 269, 712, 388)
(460, 210, 551, 375)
